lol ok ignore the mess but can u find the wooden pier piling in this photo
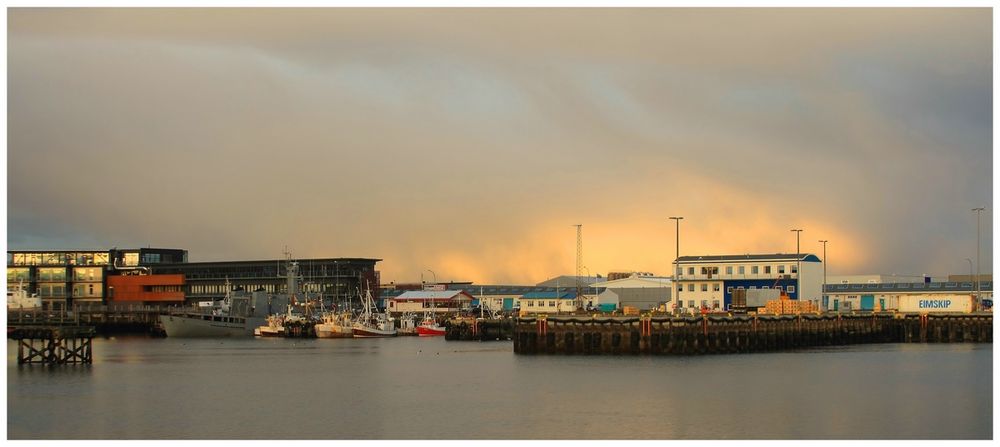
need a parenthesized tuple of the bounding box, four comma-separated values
(513, 313, 992, 355)
(10, 326, 95, 365)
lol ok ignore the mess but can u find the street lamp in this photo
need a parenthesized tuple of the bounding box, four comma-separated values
(972, 207, 985, 305)
(791, 229, 802, 304)
(426, 269, 437, 284)
(965, 258, 974, 282)
(819, 240, 828, 310)
(669, 217, 683, 313)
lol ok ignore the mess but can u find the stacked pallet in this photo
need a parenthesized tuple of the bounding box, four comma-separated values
(762, 298, 816, 315)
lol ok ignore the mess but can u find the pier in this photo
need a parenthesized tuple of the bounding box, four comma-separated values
(513, 313, 993, 355)
(445, 317, 516, 341)
(10, 326, 95, 365)
(8, 304, 166, 336)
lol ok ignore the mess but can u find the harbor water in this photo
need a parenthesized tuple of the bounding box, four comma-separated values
(6, 337, 992, 439)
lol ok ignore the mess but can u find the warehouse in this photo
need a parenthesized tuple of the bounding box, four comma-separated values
(589, 275, 672, 311)
(824, 281, 992, 312)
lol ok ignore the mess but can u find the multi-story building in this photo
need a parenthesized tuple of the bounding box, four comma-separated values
(149, 257, 381, 306)
(7, 248, 187, 309)
(8, 249, 381, 308)
(674, 253, 823, 311)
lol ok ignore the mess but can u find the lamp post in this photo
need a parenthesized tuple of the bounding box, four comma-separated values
(426, 269, 436, 285)
(972, 207, 984, 304)
(965, 258, 974, 282)
(819, 240, 828, 310)
(669, 217, 684, 314)
(791, 229, 802, 304)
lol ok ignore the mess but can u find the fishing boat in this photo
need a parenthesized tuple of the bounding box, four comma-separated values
(315, 311, 354, 338)
(254, 314, 286, 337)
(6, 280, 41, 310)
(416, 313, 446, 336)
(352, 283, 397, 337)
(397, 312, 418, 336)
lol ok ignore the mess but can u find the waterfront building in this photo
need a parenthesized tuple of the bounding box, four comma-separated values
(519, 291, 578, 313)
(7, 249, 381, 308)
(7, 248, 187, 309)
(590, 275, 673, 310)
(387, 290, 474, 314)
(824, 281, 993, 312)
(149, 257, 381, 306)
(674, 253, 823, 311)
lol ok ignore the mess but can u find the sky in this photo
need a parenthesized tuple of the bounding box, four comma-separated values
(6, 8, 993, 285)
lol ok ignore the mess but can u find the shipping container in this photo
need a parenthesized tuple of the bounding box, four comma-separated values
(746, 289, 780, 307)
(598, 303, 616, 312)
(897, 295, 975, 313)
(860, 295, 875, 310)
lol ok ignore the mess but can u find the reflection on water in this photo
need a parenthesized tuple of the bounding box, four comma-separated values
(7, 337, 992, 440)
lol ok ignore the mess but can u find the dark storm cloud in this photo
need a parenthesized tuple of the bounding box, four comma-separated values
(6, 8, 992, 283)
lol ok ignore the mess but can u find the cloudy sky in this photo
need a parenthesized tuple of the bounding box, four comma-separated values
(7, 8, 993, 284)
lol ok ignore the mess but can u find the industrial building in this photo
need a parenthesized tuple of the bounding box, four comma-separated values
(824, 281, 993, 312)
(386, 290, 474, 314)
(589, 275, 672, 311)
(7, 248, 188, 309)
(7, 248, 381, 308)
(674, 253, 823, 311)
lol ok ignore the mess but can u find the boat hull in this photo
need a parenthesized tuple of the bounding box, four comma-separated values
(416, 325, 446, 337)
(158, 314, 263, 338)
(352, 326, 397, 338)
(315, 324, 354, 338)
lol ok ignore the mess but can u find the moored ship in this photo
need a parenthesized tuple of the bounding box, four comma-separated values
(352, 284, 396, 337)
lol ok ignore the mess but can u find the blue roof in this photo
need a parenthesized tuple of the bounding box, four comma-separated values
(521, 291, 577, 299)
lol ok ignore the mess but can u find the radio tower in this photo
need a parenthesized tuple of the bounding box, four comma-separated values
(573, 224, 583, 311)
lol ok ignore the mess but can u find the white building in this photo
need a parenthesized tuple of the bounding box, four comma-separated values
(519, 292, 578, 314)
(674, 253, 824, 311)
(589, 275, 672, 310)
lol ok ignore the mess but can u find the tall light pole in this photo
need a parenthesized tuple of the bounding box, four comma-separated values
(972, 207, 985, 305)
(819, 240, 828, 310)
(670, 217, 683, 313)
(965, 258, 974, 282)
(791, 229, 802, 303)
(426, 269, 436, 286)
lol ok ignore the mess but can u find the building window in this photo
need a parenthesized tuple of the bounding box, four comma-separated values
(737, 286, 745, 290)
(713, 301, 720, 309)
(549, 301, 556, 307)
(726, 266, 733, 275)
(778, 265, 785, 274)
(738, 266, 745, 275)
(688, 267, 695, 275)
(788, 286, 795, 293)
(751, 266, 759, 274)
(764, 266, 771, 274)
(727, 286, 734, 293)
(713, 284, 720, 291)
(687, 300, 695, 308)
(701, 284, 708, 292)
(791, 265, 798, 274)
(763, 286, 770, 289)
(688, 284, 694, 292)
(527, 301, 533, 307)
(700, 300, 708, 308)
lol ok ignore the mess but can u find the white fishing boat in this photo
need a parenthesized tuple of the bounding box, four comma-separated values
(315, 311, 355, 338)
(352, 283, 396, 337)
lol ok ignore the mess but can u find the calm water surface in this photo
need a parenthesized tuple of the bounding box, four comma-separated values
(6, 337, 992, 439)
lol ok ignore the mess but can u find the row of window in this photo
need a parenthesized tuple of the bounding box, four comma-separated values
(678, 300, 721, 309)
(9, 252, 110, 266)
(525, 300, 560, 308)
(6, 267, 103, 282)
(726, 285, 795, 293)
(677, 284, 796, 294)
(680, 264, 799, 276)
